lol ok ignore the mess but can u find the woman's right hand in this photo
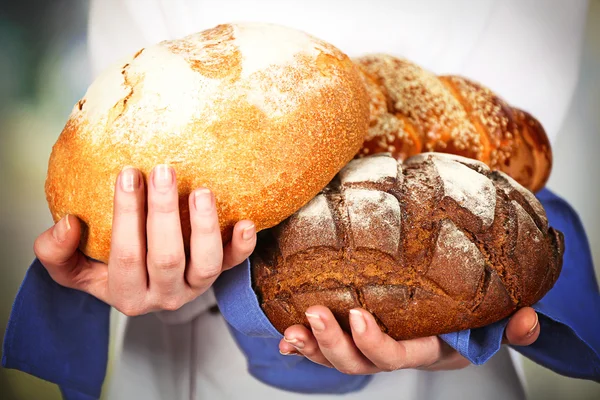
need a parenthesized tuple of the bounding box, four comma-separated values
(33, 165, 256, 316)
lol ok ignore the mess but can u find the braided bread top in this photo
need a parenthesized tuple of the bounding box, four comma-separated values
(354, 54, 552, 193)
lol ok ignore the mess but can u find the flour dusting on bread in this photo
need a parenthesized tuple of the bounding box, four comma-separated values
(339, 155, 398, 185)
(74, 22, 353, 143)
(497, 171, 548, 230)
(296, 194, 332, 221)
(344, 188, 401, 256)
(233, 23, 328, 77)
(253, 152, 564, 341)
(431, 156, 496, 229)
(426, 219, 485, 300)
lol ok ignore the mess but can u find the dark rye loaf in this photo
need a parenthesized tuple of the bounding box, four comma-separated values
(251, 152, 564, 340)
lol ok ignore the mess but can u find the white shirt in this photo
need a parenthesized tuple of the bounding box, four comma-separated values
(87, 1, 588, 399)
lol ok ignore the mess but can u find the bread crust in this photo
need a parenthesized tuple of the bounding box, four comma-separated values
(354, 54, 552, 193)
(252, 153, 564, 340)
(45, 23, 370, 263)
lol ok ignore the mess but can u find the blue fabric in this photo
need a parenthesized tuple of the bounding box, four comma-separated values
(1, 259, 111, 400)
(215, 188, 600, 388)
(513, 189, 600, 379)
(213, 258, 373, 393)
(425, 190, 600, 380)
(2, 189, 599, 400)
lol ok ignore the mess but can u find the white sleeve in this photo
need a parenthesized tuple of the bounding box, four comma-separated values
(458, 0, 589, 142)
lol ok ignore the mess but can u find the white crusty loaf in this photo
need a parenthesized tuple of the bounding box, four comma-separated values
(45, 23, 370, 263)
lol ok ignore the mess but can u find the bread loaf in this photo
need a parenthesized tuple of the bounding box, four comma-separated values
(354, 54, 552, 193)
(252, 153, 564, 340)
(45, 23, 370, 264)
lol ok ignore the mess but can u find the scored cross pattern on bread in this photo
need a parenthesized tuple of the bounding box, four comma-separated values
(354, 54, 552, 193)
(252, 153, 564, 340)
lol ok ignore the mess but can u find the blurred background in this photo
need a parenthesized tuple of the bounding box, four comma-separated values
(0, 0, 599, 399)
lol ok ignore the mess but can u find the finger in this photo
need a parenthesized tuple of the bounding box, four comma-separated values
(186, 188, 223, 291)
(146, 165, 186, 297)
(348, 308, 447, 370)
(305, 306, 379, 374)
(423, 349, 471, 371)
(348, 308, 419, 371)
(34, 215, 109, 301)
(278, 347, 302, 356)
(222, 220, 256, 270)
(280, 325, 332, 367)
(349, 308, 447, 370)
(278, 339, 301, 356)
(34, 214, 83, 275)
(108, 167, 148, 307)
(505, 307, 540, 346)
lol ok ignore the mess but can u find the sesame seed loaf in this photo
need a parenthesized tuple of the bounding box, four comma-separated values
(251, 153, 564, 340)
(354, 54, 553, 193)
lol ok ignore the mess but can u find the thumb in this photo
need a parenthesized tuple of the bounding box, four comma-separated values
(33, 214, 83, 285)
(504, 307, 540, 347)
(34, 215, 109, 302)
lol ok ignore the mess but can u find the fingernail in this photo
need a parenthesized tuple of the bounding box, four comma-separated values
(242, 224, 255, 241)
(284, 336, 305, 349)
(349, 309, 366, 334)
(53, 215, 71, 243)
(526, 313, 539, 337)
(279, 349, 300, 356)
(153, 164, 173, 192)
(305, 312, 325, 332)
(194, 188, 213, 212)
(120, 166, 138, 192)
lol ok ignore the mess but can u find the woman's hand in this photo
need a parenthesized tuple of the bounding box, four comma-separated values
(33, 165, 256, 316)
(278, 305, 540, 373)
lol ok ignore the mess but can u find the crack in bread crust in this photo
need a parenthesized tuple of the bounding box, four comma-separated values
(45, 23, 370, 264)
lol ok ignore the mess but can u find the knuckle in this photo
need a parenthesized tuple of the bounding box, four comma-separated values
(228, 242, 254, 262)
(149, 195, 178, 215)
(159, 297, 185, 312)
(114, 250, 142, 270)
(151, 253, 184, 271)
(339, 363, 363, 375)
(315, 336, 340, 350)
(116, 302, 145, 317)
(297, 347, 314, 358)
(380, 362, 401, 372)
(192, 263, 222, 282)
(33, 236, 47, 259)
(116, 202, 141, 216)
(193, 218, 219, 235)
(115, 196, 141, 215)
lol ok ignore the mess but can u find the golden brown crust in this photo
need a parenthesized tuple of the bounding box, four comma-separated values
(353, 54, 552, 193)
(45, 23, 370, 264)
(252, 153, 564, 340)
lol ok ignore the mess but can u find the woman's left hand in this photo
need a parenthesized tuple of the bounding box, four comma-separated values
(278, 305, 539, 373)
